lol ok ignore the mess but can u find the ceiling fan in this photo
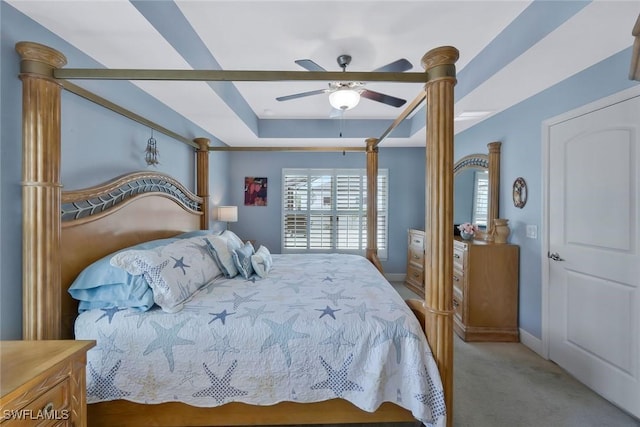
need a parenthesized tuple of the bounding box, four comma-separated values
(276, 54, 412, 112)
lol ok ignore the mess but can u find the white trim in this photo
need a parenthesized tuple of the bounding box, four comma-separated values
(385, 273, 405, 282)
(540, 85, 640, 360)
(519, 328, 545, 358)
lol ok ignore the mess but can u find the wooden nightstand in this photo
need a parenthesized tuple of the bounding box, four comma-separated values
(0, 340, 95, 426)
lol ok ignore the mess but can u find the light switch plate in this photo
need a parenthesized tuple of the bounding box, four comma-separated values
(526, 225, 537, 239)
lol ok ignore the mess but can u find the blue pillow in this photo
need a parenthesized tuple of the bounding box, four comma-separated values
(73, 276, 155, 312)
(232, 241, 255, 279)
(68, 237, 177, 312)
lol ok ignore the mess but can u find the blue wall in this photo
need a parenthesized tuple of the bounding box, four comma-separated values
(0, 3, 230, 339)
(2, 1, 638, 345)
(227, 148, 426, 274)
(455, 49, 638, 339)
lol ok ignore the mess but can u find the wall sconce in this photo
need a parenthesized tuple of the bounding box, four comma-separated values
(217, 206, 238, 230)
(145, 129, 159, 166)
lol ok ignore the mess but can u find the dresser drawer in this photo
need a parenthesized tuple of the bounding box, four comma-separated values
(453, 287, 464, 321)
(453, 268, 464, 289)
(3, 378, 70, 427)
(453, 245, 466, 269)
(406, 263, 424, 285)
(1, 341, 94, 427)
(405, 229, 426, 297)
(408, 231, 424, 248)
(408, 244, 424, 265)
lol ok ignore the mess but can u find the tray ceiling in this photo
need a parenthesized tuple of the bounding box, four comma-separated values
(8, 0, 638, 147)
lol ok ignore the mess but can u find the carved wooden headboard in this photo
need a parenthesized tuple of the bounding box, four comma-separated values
(59, 172, 204, 338)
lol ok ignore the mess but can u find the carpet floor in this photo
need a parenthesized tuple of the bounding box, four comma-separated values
(392, 282, 639, 427)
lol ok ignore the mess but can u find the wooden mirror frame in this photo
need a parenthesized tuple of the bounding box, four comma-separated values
(453, 141, 501, 240)
(630, 13, 639, 81)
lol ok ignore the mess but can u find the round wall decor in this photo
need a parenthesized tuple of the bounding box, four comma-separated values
(512, 177, 527, 208)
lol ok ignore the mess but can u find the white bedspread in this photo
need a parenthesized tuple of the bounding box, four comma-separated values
(75, 253, 446, 426)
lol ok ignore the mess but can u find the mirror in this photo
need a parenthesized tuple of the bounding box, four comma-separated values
(454, 141, 501, 239)
(454, 168, 489, 228)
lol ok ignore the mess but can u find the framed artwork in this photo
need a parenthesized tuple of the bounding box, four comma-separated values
(512, 177, 527, 208)
(245, 177, 267, 206)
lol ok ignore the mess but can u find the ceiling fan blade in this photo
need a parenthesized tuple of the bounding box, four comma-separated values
(372, 58, 413, 73)
(361, 89, 407, 107)
(276, 89, 327, 102)
(294, 59, 327, 72)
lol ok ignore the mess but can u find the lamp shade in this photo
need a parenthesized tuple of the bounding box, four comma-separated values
(217, 206, 238, 222)
(329, 88, 360, 110)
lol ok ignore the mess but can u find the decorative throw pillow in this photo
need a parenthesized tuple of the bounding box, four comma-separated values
(110, 236, 223, 313)
(221, 230, 244, 249)
(232, 241, 255, 279)
(205, 233, 243, 278)
(251, 245, 273, 278)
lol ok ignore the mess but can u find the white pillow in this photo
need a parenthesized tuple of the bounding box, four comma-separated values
(251, 245, 273, 278)
(205, 232, 243, 278)
(222, 230, 244, 249)
(110, 236, 222, 312)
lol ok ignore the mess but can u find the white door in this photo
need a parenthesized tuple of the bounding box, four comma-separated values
(548, 92, 640, 418)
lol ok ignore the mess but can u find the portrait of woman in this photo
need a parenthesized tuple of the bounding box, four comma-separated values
(245, 177, 268, 206)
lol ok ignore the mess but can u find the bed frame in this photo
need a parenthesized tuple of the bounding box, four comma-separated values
(17, 41, 458, 426)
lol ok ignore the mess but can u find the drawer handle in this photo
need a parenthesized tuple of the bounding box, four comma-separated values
(413, 239, 421, 244)
(453, 299, 459, 308)
(453, 253, 460, 259)
(413, 272, 420, 278)
(42, 402, 54, 415)
(413, 254, 420, 259)
(453, 276, 459, 282)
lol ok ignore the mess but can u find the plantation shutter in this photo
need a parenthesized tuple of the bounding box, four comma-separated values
(472, 170, 489, 227)
(282, 168, 388, 258)
(282, 172, 309, 248)
(308, 174, 333, 249)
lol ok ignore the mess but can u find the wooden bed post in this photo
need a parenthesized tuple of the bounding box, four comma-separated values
(422, 46, 459, 427)
(16, 41, 67, 340)
(194, 137, 210, 230)
(365, 138, 383, 273)
(487, 141, 502, 238)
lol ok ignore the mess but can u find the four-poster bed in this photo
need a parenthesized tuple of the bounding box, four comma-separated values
(17, 41, 458, 426)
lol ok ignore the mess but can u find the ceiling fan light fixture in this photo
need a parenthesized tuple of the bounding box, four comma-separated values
(329, 88, 360, 111)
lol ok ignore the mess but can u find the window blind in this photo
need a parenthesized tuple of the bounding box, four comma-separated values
(282, 168, 388, 258)
(472, 170, 489, 227)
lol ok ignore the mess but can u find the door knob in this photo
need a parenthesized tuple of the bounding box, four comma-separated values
(548, 252, 565, 261)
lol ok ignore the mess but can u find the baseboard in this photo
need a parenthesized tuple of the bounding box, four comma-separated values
(385, 273, 405, 282)
(519, 328, 545, 358)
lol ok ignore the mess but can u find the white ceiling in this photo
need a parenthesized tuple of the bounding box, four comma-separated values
(8, 0, 639, 147)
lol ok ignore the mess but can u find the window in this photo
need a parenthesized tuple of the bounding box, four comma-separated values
(472, 170, 489, 227)
(282, 168, 388, 259)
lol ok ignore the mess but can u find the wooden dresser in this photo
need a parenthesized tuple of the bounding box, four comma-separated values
(453, 239, 520, 342)
(404, 229, 425, 298)
(0, 340, 95, 426)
